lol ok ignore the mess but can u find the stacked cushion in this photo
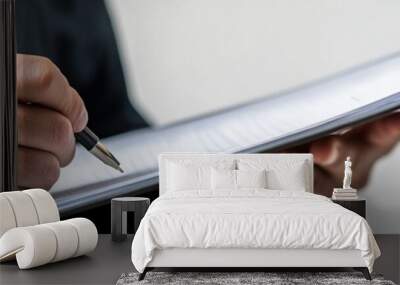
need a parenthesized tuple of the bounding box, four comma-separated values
(0, 189, 59, 237)
(0, 189, 97, 269)
(0, 219, 98, 269)
(0, 196, 17, 237)
(24, 189, 60, 224)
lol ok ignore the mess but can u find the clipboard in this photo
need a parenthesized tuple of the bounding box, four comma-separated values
(53, 53, 400, 214)
(0, 0, 17, 192)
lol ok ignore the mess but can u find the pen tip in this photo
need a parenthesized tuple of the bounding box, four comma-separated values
(117, 166, 124, 173)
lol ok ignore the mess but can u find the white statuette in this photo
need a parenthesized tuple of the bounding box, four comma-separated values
(343, 156, 353, 190)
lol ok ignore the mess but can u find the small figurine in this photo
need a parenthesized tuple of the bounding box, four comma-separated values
(343, 156, 352, 189)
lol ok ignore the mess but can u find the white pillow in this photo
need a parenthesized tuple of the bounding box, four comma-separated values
(211, 169, 236, 189)
(236, 169, 267, 189)
(168, 163, 210, 191)
(211, 169, 267, 190)
(166, 159, 236, 192)
(238, 159, 308, 191)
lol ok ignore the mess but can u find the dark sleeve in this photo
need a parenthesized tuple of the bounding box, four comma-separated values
(16, 0, 149, 138)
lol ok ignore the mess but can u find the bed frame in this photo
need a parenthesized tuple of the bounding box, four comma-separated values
(139, 153, 372, 281)
(140, 248, 370, 280)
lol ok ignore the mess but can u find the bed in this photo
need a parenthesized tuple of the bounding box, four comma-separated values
(131, 153, 380, 280)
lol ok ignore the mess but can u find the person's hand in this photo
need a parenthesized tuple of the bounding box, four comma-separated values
(17, 54, 88, 190)
(293, 113, 400, 196)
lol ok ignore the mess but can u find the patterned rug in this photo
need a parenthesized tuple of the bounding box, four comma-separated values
(117, 272, 395, 285)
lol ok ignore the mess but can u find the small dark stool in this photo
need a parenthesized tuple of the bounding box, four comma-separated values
(111, 197, 150, 242)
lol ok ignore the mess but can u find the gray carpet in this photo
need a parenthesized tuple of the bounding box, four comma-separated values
(117, 272, 396, 285)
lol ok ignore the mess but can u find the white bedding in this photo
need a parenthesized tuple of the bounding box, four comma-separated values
(131, 190, 380, 273)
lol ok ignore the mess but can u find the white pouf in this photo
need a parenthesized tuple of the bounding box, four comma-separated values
(1, 191, 39, 227)
(0, 196, 17, 237)
(0, 189, 98, 269)
(0, 189, 60, 237)
(24, 189, 60, 224)
(0, 219, 98, 269)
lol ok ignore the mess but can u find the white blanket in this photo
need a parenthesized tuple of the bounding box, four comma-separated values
(131, 190, 380, 272)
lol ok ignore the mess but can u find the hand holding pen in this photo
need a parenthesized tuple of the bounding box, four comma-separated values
(16, 55, 122, 190)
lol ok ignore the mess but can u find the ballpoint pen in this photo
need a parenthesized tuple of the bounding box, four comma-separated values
(75, 127, 124, 173)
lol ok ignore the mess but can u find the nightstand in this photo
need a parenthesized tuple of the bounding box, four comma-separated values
(111, 197, 150, 242)
(332, 199, 366, 218)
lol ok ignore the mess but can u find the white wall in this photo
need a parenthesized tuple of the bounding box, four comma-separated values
(106, 0, 400, 233)
(361, 145, 400, 234)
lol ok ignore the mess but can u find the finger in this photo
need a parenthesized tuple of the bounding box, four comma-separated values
(312, 113, 400, 167)
(310, 136, 370, 187)
(310, 136, 355, 171)
(16, 54, 88, 132)
(18, 104, 76, 167)
(17, 147, 60, 190)
(362, 112, 400, 148)
(310, 134, 392, 188)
